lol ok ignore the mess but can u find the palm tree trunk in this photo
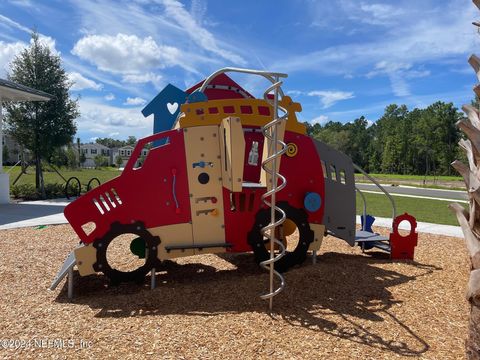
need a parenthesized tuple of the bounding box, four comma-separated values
(450, 102, 480, 359)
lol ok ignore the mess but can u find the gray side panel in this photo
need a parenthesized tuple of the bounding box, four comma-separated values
(313, 139, 356, 245)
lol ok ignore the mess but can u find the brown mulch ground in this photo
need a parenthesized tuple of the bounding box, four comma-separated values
(0, 224, 471, 359)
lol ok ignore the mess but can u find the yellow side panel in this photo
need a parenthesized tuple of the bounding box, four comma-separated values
(184, 126, 226, 251)
(308, 224, 325, 251)
(219, 116, 245, 192)
(74, 244, 97, 276)
(178, 96, 306, 135)
(260, 119, 286, 190)
(149, 223, 194, 260)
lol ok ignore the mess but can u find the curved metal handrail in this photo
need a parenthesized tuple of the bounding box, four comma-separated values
(353, 163, 397, 230)
(355, 186, 367, 231)
(198, 67, 288, 97)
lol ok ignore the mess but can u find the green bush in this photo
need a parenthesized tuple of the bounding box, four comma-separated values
(11, 182, 66, 200)
(11, 183, 39, 200)
(44, 183, 66, 198)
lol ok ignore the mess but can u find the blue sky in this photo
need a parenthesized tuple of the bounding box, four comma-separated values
(0, 0, 478, 142)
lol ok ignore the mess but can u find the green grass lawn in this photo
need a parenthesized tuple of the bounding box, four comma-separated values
(3, 165, 120, 187)
(356, 192, 465, 226)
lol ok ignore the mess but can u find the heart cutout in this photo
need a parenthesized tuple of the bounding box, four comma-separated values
(167, 102, 178, 115)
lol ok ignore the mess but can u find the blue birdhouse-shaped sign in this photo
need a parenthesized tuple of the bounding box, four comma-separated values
(141, 84, 187, 146)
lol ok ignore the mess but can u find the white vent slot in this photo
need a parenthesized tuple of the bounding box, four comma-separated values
(99, 195, 110, 212)
(111, 188, 122, 205)
(93, 198, 104, 215)
(105, 192, 116, 208)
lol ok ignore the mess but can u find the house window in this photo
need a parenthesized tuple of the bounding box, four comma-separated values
(82, 149, 87, 154)
(126, 150, 131, 156)
(120, 150, 125, 156)
(91, 149, 97, 155)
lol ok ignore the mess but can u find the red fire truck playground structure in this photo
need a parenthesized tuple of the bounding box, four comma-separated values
(51, 68, 418, 308)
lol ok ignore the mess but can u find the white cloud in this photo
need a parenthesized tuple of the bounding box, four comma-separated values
(104, 93, 115, 101)
(124, 97, 146, 106)
(160, 0, 246, 65)
(72, 33, 181, 74)
(0, 40, 26, 76)
(308, 90, 355, 108)
(275, 0, 476, 96)
(67, 0, 244, 74)
(68, 72, 103, 91)
(366, 61, 431, 97)
(310, 115, 330, 125)
(77, 98, 151, 139)
(358, 3, 404, 25)
(286, 90, 303, 97)
(122, 72, 163, 90)
(7, 0, 36, 8)
(0, 14, 31, 34)
(35, 34, 59, 55)
(0, 14, 59, 55)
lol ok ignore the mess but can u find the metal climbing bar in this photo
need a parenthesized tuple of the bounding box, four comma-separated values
(259, 75, 288, 311)
(354, 163, 397, 230)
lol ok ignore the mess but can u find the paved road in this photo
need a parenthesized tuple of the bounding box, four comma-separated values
(356, 183, 468, 201)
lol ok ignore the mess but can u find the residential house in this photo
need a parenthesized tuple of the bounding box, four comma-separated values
(111, 145, 149, 168)
(111, 145, 134, 168)
(2, 134, 30, 165)
(80, 143, 111, 167)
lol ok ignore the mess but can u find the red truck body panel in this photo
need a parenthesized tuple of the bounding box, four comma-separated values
(64, 129, 191, 244)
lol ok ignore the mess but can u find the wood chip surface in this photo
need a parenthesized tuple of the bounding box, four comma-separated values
(0, 225, 470, 359)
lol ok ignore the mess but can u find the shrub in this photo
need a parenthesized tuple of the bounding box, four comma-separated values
(44, 183, 65, 198)
(11, 182, 66, 200)
(11, 183, 39, 200)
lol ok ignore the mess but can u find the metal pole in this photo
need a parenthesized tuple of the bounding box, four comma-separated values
(150, 268, 156, 290)
(268, 76, 280, 312)
(355, 186, 368, 231)
(312, 250, 317, 264)
(67, 266, 74, 299)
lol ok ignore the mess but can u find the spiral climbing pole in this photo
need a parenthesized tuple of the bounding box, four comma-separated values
(260, 75, 289, 311)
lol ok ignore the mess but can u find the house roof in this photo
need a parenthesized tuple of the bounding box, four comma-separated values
(0, 78, 53, 101)
(81, 143, 109, 149)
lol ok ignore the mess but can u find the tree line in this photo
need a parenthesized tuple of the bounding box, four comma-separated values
(305, 102, 466, 176)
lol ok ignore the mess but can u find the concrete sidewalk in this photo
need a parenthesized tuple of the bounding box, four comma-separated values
(356, 215, 463, 238)
(0, 199, 70, 230)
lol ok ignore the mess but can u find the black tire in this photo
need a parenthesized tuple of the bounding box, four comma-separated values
(92, 221, 161, 284)
(247, 201, 314, 273)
